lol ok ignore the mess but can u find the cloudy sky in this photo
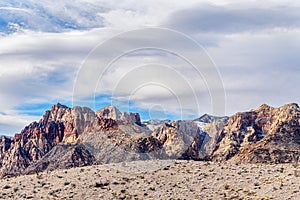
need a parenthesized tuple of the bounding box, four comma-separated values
(0, 0, 299, 136)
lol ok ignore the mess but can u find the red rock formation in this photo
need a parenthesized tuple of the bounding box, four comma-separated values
(212, 103, 300, 163)
(1, 102, 299, 178)
(0, 103, 116, 178)
(93, 117, 118, 131)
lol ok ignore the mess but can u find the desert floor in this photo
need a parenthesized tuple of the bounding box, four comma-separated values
(0, 160, 299, 200)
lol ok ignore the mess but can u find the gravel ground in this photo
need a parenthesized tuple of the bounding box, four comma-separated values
(0, 160, 299, 199)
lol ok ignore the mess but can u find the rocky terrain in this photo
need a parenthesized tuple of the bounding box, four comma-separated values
(211, 103, 300, 163)
(0, 103, 223, 178)
(0, 159, 299, 199)
(0, 102, 299, 180)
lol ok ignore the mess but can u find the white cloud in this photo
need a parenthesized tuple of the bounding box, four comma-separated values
(93, 51, 212, 116)
(0, 106, 40, 135)
(165, 3, 300, 34)
(0, 0, 299, 135)
(206, 28, 300, 112)
(0, 28, 121, 115)
(0, 113, 38, 130)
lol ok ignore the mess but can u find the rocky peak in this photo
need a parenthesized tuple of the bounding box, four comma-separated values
(195, 114, 216, 123)
(96, 106, 141, 126)
(96, 106, 122, 120)
(254, 103, 299, 115)
(0, 104, 97, 176)
(256, 103, 273, 110)
(281, 103, 299, 109)
(278, 103, 299, 115)
(52, 103, 69, 110)
(41, 103, 70, 124)
(195, 114, 229, 124)
(211, 103, 300, 163)
(39, 104, 97, 143)
(0, 103, 116, 178)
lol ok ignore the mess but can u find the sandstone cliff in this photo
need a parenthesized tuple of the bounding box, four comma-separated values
(0, 104, 118, 177)
(96, 106, 141, 126)
(211, 103, 300, 163)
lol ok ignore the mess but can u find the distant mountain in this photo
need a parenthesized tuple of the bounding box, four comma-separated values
(194, 113, 228, 124)
(142, 119, 171, 131)
(0, 102, 299, 178)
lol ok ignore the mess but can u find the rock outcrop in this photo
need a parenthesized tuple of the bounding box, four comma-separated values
(0, 103, 116, 178)
(211, 103, 300, 163)
(152, 121, 200, 158)
(133, 136, 163, 153)
(0, 120, 66, 177)
(0, 136, 12, 168)
(151, 118, 228, 160)
(41, 103, 97, 143)
(24, 144, 95, 174)
(96, 106, 141, 126)
(96, 106, 122, 121)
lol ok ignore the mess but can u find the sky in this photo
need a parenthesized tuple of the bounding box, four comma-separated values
(0, 0, 299, 136)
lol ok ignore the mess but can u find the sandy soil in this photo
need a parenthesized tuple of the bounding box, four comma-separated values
(0, 160, 299, 200)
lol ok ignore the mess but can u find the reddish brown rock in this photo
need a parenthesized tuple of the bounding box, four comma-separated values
(93, 117, 118, 131)
(133, 136, 163, 153)
(0, 103, 98, 178)
(211, 103, 300, 163)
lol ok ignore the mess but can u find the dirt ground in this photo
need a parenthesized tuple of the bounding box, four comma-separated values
(0, 160, 299, 199)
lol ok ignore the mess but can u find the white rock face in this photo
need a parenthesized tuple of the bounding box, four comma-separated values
(96, 106, 141, 125)
(193, 121, 205, 132)
(96, 106, 122, 120)
(152, 121, 200, 158)
(71, 106, 96, 134)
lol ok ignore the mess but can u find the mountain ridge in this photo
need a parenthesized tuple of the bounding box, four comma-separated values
(0, 102, 299, 178)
